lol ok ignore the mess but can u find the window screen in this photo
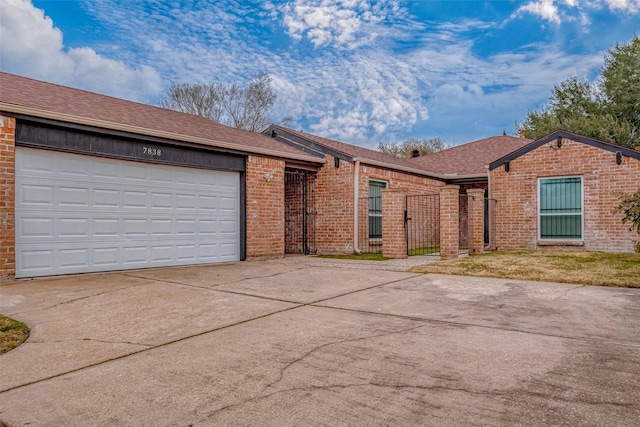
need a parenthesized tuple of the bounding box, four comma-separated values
(539, 177, 582, 239)
(368, 181, 387, 239)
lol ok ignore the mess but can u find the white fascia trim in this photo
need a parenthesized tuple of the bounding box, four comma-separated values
(1, 103, 326, 164)
(352, 157, 485, 181)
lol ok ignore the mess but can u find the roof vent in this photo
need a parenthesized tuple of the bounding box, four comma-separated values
(411, 149, 420, 158)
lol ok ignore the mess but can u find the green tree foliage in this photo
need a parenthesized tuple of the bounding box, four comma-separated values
(159, 72, 276, 132)
(615, 189, 640, 252)
(378, 137, 448, 158)
(520, 36, 640, 148)
(616, 190, 640, 233)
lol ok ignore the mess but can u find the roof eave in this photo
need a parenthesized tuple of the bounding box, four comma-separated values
(489, 129, 640, 170)
(352, 156, 486, 181)
(1, 103, 326, 164)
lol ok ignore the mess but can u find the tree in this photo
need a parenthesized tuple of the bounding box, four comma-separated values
(159, 72, 276, 132)
(615, 189, 640, 252)
(520, 36, 640, 148)
(378, 137, 448, 158)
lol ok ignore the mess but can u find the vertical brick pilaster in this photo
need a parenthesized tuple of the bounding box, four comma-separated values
(245, 155, 285, 259)
(0, 115, 16, 281)
(467, 188, 485, 255)
(382, 188, 407, 259)
(440, 185, 460, 260)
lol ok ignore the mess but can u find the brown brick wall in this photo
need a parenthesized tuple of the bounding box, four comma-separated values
(490, 138, 640, 252)
(467, 188, 485, 255)
(245, 155, 286, 259)
(0, 115, 16, 280)
(439, 185, 460, 260)
(382, 188, 408, 258)
(315, 156, 355, 254)
(314, 156, 445, 254)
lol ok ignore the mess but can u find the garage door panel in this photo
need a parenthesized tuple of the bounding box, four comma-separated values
(220, 196, 237, 211)
(16, 148, 241, 277)
(58, 157, 91, 177)
(58, 248, 90, 269)
(58, 186, 90, 207)
(94, 218, 120, 237)
(17, 149, 54, 174)
(220, 243, 238, 258)
(122, 163, 148, 181)
(150, 192, 173, 209)
(199, 195, 217, 210)
(93, 247, 120, 266)
(176, 194, 197, 210)
(19, 184, 54, 205)
(123, 191, 147, 208)
(150, 245, 173, 262)
(59, 218, 89, 237)
(93, 189, 120, 207)
(150, 219, 172, 236)
(19, 249, 54, 273)
(19, 217, 54, 238)
(176, 245, 196, 260)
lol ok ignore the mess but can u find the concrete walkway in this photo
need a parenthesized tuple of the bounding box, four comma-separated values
(1, 259, 639, 426)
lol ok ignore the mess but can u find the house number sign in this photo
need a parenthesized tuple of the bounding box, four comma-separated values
(143, 146, 162, 157)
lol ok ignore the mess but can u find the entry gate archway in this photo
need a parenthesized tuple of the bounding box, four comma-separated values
(284, 169, 317, 255)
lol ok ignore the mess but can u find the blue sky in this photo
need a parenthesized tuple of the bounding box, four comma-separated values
(1, 1, 639, 148)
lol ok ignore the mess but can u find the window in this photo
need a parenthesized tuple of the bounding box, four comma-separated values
(538, 176, 583, 240)
(368, 180, 387, 239)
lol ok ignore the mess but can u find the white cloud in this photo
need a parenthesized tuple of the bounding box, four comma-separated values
(279, 0, 402, 49)
(515, 0, 561, 24)
(514, 0, 640, 25)
(0, 0, 161, 102)
(605, 0, 640, 12)
(5, 0, 629, 146)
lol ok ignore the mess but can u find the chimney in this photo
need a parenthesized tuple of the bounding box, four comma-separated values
(519, 128, 526, 139)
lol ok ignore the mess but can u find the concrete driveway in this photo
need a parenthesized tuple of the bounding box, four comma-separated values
(1, 258, 639, 426)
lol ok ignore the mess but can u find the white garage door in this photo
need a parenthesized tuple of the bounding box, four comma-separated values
(16, 147, 240, 278)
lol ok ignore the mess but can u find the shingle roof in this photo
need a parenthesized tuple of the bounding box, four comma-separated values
(267, 125, 445, 175)
(0, 72, 323, 162)
(410, 135, 533, 176)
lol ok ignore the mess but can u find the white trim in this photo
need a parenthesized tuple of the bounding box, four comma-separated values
(537, 175, 584, 241)
(352, 157, 485, 181)
(353, 160, 361, 254)
(369, 178, 389, 188)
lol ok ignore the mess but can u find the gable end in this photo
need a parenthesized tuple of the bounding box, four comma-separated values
(489, 130, 640, 170)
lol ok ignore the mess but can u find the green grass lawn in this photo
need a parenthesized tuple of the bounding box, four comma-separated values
(408, 246, 440, 256)
(0, 315, 30, 355)
(317, 253, 389, 261)
(410, 250, 640, 288)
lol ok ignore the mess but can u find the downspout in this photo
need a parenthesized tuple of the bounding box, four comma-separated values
(353, 160, 361, 254)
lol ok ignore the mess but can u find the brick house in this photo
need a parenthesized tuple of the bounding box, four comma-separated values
(489, 130, 640, 252)
(3, 73, 637, 280)
(0, 72, 327, 279)
(264, 125, 457, 255)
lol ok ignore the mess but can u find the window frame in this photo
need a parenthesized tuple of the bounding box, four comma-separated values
(537, 175, 584, 241)
(368, 179, 388, 240)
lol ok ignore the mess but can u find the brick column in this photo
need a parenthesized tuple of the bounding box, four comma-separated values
(439, 185, 459, 260)
(382, 188, 407, 259)
(0, 115, 16, 281)
(467, 188, 485, 255)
